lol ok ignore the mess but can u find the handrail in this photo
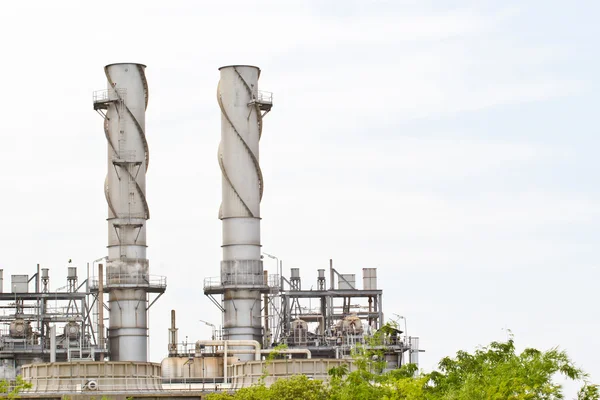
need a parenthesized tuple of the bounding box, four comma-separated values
(257, 90, 273, 104)
(92, 88, 127, 103)
(89, 274, 166, 289)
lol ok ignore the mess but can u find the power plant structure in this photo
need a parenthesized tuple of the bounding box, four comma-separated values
(95, 63, 165, 363)
(0, 63, 422, 398)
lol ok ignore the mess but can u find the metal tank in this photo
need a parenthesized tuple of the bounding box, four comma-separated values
(291, 319, 308, 346)
(63, 321, 80, 340)
(336, 315, 364, 335)
(95, 63, 151, 362)
(217, 65, 270, 359)
(9, 319, 31, 338)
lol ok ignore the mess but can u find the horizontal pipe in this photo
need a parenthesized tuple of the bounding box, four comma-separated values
(261, 348, 311, 359)
(212, 348, 312, 360)
(196, 340, 261, 360)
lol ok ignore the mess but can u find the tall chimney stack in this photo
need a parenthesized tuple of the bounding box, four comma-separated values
(216, 65, 272, 360)
(93, 63, 163, 361)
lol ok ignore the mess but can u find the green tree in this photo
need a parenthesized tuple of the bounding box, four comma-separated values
(207, 336, 599, 400)
(208, 375, 328, 400)
(426, 338, 598, 400)
(0, 376, 32, 399)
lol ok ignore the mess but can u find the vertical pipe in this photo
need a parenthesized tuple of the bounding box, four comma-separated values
(36, 264, 40, 293)
(409, 337, 419, 367)
(218, 65, 267, 360)
(377, 293, 384, 329)
(224, 341, 228, 383)
(98, 263, 104, 361)
(280, 260, 283, 291)
(169, 310, 178, 356)
(329, 259, 334, 290)
(50, 325, 56, 363)
(263, 271, 269, 347)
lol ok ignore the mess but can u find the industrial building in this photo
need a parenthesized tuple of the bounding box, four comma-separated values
(0, 63, 421, 398)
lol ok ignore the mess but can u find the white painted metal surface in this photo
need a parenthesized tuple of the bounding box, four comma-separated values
(217, 65, 267, 359)
(338, 274, 356, 290)
(11, 275, 28, 293)
(21, 361, 162, 393)
(362, 268, 377, 290)
(102, 63, 150, 362)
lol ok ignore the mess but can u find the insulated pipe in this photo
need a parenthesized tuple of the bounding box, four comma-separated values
(50, 325, 56, 363)
(98, 264, 104, 362)
(224, 341, 228, 383)
(217, 65, 267, 360)
(263, 270, 269, 347)
(212, 348, 312, 360)
(195, 340, 261, 360)
(260, 348, 312, 359)
(196, 339, 311, 360)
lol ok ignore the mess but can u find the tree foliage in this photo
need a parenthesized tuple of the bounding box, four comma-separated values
(208, 374, 328, 400)
(207, 335, 598, 400)
(0, 376, 32, 399)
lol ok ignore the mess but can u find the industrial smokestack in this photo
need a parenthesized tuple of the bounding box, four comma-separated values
(217, 65, 272, 359)
(94, 63, 152, 362)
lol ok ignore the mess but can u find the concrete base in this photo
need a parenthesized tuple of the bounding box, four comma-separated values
(20, 361, 162, 394)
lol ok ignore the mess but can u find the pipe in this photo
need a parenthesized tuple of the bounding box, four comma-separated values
(213, 348, 312, 359)
(263, 270, 269, 347)
(224, 341, 228, 383)
(260, 349, 311, 359)
(330, 259, 334, 290)
(169, 310, 178, 356)
(50, 325, 56, 363)
(195, 340, 261, 360)
(299, 314, 325, 336)
(98, 263, 104, 361)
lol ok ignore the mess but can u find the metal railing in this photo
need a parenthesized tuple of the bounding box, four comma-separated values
(93, 88, 127, 104)
(112, 149, 138, 162)
(268, 274, 280, 289)
(23, 376, 162, 393)
(204, 274, 266, 289)
(89, 274, 166, 289)
(257, 90, 273, 104)
(204, 273, 281, 291)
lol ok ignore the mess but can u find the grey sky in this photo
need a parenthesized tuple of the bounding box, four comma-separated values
(0, 0, 597, 396)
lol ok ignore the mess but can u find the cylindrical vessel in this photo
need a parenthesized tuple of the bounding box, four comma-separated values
(218, 65, 264, 358)
(64, 321, 80, 339)
(103, 63, 150, 362)
(161, 356, 238, 379)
